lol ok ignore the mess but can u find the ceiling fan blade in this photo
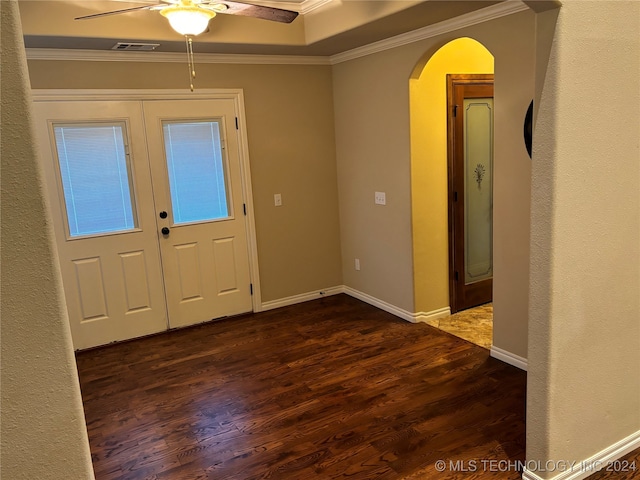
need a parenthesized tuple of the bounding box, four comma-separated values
(213, 1, 298, 24)
(74, 4, 165, 20)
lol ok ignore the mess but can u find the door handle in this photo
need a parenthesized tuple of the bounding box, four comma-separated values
(159, 211, 168, 219)
(161, 227, 170, 235)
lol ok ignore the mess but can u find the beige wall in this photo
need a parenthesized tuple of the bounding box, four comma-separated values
(333, 10, 535, 358)
(332, 45, 417, 311)
(410, 37, 494, 316)
(26, 12, 534, 359)
(0, 2, 95, 478)
(490, 14, 535, 360)
(10, 2, 640, 477)
(527, 1, 640, 476)
(304, 0, 422, 44)
(26, 61, 343, 303)
(25, 9, 535, 352)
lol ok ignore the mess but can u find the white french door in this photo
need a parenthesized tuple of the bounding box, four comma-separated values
(143, 99, 252, 328)
(33, 96, 254, 350)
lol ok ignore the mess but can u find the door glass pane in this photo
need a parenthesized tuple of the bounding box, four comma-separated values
(464, 98, 493, 284)
(53, 123, 137, 237)
(162, 121, 229, 225)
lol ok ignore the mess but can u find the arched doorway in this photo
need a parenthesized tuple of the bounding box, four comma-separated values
(409, 37, 495, 347)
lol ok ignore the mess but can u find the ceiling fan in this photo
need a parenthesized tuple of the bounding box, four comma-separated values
(75, 0, 299, 90)
(75, 0, 299, 33)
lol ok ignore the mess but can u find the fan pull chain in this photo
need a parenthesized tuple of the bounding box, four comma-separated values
(185, 35, 196, 92)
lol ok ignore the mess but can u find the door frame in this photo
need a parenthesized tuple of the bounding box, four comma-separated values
(32, 88, 263, 312)
(446, 75, 494, 313)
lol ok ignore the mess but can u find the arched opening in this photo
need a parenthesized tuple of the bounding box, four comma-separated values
(410, 37, 494, 347)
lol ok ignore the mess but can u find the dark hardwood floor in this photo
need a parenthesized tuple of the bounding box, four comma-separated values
(76, 294, 527, 479)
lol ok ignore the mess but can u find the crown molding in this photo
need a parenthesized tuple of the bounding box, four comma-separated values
(25, 1, 529, 67)
(31, 88, 246, 101)
(329, 0, 530, 64)
(25, 48, 331, 65)
(299, 0, 332, 15)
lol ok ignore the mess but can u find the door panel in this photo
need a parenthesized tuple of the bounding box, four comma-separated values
(33, 101, 169, 349)
(447, 75, 494, 313)
(175, 242, 205, 301)
(74, 257, 108, 320)
(143, 100, 252, 328)
(463, 98, 493, 284)
(120, 250, 154, 312)
(212, 237, 239, 293)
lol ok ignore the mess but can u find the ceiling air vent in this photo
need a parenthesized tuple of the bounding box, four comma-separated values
(112, 42, 160, 51)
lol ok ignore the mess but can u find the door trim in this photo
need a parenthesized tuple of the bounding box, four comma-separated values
(32, 89, 263, 312)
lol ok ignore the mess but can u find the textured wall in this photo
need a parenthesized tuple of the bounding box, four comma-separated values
(0, 2, 95, 478)
(528, 1, 640, 476)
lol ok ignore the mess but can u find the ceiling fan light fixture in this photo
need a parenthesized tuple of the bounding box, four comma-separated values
(160, 6, 215, 36)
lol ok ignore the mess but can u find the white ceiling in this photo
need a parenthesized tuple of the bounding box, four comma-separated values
(19, 0, 505, 56)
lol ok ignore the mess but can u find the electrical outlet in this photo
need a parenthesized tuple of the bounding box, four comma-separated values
(274, 193, 282, 206)
(355, 258, 360, 271)
(374, 191, 386, 205)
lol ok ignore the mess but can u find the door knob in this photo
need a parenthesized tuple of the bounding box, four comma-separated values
(161, 227, 170, 235)
(159, 211, 168, 219)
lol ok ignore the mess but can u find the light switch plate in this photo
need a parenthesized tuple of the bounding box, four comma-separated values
(274, 193, 282, 206)
(374, 191, 386, 205)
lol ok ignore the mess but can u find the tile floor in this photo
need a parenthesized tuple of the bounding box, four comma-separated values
(426, 303, 493, 349)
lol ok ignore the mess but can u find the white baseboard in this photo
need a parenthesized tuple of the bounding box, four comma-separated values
(261, 285, 449, 327)
(342, 286, 415, 322)
(260, 286, 343, 311)
(490, 345, 528, 371)
(261, 285, 456, 328)
(413, 307, 451, 324)
(522, 430, 640, 480)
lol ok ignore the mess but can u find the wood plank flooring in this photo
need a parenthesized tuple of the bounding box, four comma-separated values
(76, 294, 527, 479)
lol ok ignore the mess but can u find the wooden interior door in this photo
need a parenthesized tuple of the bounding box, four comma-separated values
(447, 74, 494, 313)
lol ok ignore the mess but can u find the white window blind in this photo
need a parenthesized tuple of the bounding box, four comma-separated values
(53, 124, 137, 237)
(162, 121, 229, 224)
